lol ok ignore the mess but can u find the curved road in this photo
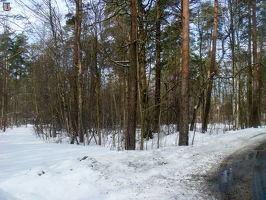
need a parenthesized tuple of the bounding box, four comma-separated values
(208, 141, 266, 200)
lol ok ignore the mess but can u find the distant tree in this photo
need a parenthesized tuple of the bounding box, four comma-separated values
(202, 0, 218, 133)
(0, 30, 12, 131)
(8, 33, 28, 126)
(189, 1, 213, 131)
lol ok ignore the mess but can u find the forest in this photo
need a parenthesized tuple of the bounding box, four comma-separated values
(0, 0, 265, 150)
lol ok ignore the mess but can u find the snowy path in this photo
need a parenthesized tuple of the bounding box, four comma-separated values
(0, 126, 265, 200)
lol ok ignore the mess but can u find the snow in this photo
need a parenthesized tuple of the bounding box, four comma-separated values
(0, 125, 265, 200)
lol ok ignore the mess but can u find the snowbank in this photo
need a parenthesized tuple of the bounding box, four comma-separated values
(0, 126, 265, 199)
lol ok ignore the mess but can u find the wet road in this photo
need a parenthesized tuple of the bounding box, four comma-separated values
(207, 142, 266, 199)
(253, 147, 266, 199)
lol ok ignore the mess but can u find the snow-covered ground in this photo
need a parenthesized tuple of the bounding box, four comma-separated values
(0, 125, 265, 200)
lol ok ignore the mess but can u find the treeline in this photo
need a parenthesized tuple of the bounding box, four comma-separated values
(0, 0, 265, 149)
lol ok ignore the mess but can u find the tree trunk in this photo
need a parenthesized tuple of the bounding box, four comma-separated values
(94, 27, 101, 145)
(228, 0, 239, 130)
(251, 0, 260, 128)
(125, 0, 137, 150)
(202, 0, 218, 133)
(153, 0, 162, 134)
(138, 0, 151, 150)
(1, 63, 8, 132)
(96, 62, 101, 145)
(247, 1, 253, 128)
(178, 0, 189, 146)
(190, 97, 201, 131)
(72, 0, 83, 143)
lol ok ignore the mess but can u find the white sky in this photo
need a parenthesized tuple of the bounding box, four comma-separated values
(0, 0, 70, 41)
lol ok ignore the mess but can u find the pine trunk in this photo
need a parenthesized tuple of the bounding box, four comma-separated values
(126, 0, 137, 150)
(178, 0, 189, 146)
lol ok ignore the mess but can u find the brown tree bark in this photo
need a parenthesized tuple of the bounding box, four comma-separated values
(153, 0, 162, 134)
(202, 0, 218, 133)
(178, 0, 189, 146)
(125, 0, 137, 150)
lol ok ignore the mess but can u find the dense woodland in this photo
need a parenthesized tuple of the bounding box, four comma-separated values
(0, 0, 265, 149)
